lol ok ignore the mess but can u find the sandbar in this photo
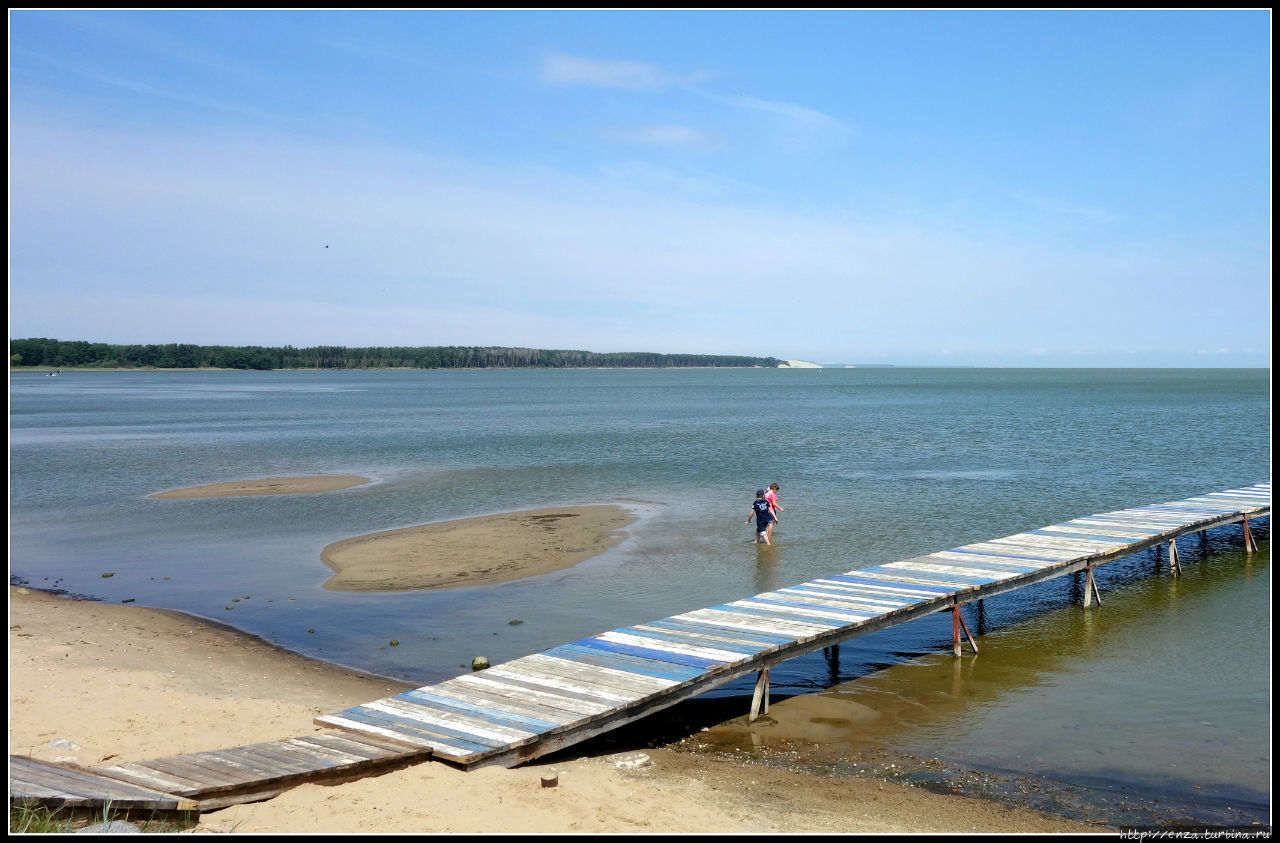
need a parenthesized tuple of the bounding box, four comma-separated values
(150, 475, 370, 499)
(321, 505, 636, 591)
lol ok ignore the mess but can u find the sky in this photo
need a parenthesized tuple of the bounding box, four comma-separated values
(8, 9, 1272, 366)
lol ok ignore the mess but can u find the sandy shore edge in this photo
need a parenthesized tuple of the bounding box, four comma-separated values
(8, 586, 1101, 833)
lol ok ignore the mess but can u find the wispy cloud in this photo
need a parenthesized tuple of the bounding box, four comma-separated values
(1012, 191, 1120, 226)
(538, 52, 709, 90)
(8, 115, 1269, 363)
(694, 89, 854, 153)
(599, 124, 709, 147)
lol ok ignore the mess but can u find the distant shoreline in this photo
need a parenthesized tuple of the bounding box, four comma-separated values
(11, 365, 782, 373)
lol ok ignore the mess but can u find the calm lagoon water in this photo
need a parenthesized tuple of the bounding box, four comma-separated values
(9, 367, 1270, 825)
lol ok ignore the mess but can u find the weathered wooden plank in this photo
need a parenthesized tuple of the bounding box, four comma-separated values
(90, 761, 203, 796)
(315, 713, 451, 751)
(132, 756, 251, 789)
(725, 598, 861, 625)
(394, 689, 564, 734)
(310, 730, 426, 757)
(922, 552, 1047, 573)
(516, 652, 679, 695)
(515, 653, 678, 697)
(1052, 522, 1165, 538)
(756, 588, 879, 611)
(449, 672, 614, 716)
(10, 780, 89, 806)
(9, 758, 199, 811)
(699, 604, 849, 634)
(997, 533, 1117, 551)
(176, 749, 287, 784)
(825, 573, 959, 594)
(280, 737, 373, 765)
(216, 744, 327, 777)
(572, 635, 734, 669)
(774, 587, 915, 615)
(291, 733, 404, 761)
(962, 541, 1084, 560)
(331, 707, 498, 755)
(413, 683, 581, 728)
(782, 581, 918, 606)
(624, 623, 775, 655)
(743, 595, 873, 622)
(640, 616, 797, 646)
(596, 630, 749, 663)
(883, 561, 1012, 582)
(548, 643, 711, 682)
(680, 607, 834, 638)
(484, 664, 640, 704)
(367, 699, 533, 744)
(1029, 528, 1135, 544)
(10, 772, 85, 804)
(843, 568, 981, 590)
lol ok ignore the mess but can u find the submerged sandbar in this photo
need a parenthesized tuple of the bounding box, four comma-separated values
(150, 475, 371, 499)
(320, 505, 636, 592)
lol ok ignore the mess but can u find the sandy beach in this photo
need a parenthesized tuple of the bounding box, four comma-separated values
(8, 585, 1101, 834)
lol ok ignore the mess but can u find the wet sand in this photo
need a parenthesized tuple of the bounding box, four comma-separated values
(320, 505, 637, 591)
(149, 475, 371, 499)
(8, 586, 1102, 833)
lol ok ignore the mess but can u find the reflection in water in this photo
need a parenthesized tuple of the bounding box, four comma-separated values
(693, 538, 1270, 828)
(822, 644, 840, 686)
(752, 544, 780, 594)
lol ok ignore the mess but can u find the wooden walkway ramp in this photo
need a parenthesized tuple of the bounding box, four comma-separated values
(10, 732, 430, 812)
(316, 483, 1269, 770)
(11, 483, 1269, 811)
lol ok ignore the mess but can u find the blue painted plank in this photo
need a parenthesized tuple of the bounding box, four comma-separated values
(645, 617, 796, 646)
(330, 707, 499, 754)
(946, 547, 1065, 564)
(869, 565, 998, 586)
(567, 636, 726, 669)
(1030, 528, 1136, 544)
(355, 702, 520, 748)
(746, 595, 870, 619)
(923, 554, 1045, 573)
(621, 625, 770, 656)
(710, 602, 848, 629)
(545, 643, 707, 682)
(1066, 520, 1168, 536)
(398, 689, 561, 733)
(825, 573, 955, 595)
(778, 584, 916, 608)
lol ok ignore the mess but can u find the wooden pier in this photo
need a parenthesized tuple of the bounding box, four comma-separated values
(10, 483, 1269, 811)
(314, 482, 1270, 769)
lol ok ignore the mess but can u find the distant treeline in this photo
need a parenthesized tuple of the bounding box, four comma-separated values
(10, 338, 781, 371)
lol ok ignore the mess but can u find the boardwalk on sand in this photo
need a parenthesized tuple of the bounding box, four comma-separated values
(10, 483, 1269, 811)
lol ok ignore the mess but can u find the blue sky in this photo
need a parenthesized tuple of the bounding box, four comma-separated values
(8, 9, 1271, 366)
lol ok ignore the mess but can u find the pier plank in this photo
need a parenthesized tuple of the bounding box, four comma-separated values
(450, 672, 615, 716)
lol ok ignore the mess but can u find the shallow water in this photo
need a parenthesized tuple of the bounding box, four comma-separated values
(8, 367, 1270, 826)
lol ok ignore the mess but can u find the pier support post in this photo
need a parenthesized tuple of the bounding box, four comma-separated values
(748, 668, 770, 722)
(951, 604, 978, 657)
(1242, 517, 1258, 553)
(1083, 565, 1103, 607)
(1168, 539, 1182, 577)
